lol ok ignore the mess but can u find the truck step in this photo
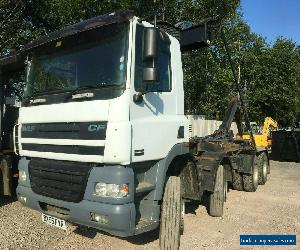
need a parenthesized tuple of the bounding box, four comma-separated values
(135, 181, 155, 195)
(135, 218, 159, 235)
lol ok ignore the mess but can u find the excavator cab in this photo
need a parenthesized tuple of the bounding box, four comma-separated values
(242, 117, 278, 149)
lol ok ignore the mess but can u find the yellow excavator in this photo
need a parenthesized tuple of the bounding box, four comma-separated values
(243, 117, 278, 148)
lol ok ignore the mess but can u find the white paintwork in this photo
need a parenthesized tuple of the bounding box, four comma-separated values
(103, 121, 131, 165)
(16, 17, 189, 165)
(19, 99, 110, 123)
(20, 138, 105, 146)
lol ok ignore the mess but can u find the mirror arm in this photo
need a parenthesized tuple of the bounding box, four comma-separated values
(133, 88, 153, 104)
(133, 92, 144, 104)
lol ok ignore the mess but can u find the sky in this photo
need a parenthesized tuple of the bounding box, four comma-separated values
(241, 0, 300, 44)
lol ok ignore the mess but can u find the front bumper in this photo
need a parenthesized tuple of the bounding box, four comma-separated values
(17, 185, 136, 237)
(17, 158, 137, 237)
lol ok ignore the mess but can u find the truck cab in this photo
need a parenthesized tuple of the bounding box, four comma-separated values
(16, 11, 189, 237)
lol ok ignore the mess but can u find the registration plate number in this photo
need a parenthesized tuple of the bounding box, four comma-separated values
(42, 213, 67, 230)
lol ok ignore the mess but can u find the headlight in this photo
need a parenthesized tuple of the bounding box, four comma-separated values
(94, 182, 129, 198)
(19, 170, 27, 181)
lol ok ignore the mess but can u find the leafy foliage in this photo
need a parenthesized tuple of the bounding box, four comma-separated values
(0, 0, 299, 126)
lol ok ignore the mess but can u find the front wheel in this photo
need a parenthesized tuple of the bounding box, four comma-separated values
(159, 176, 182, 250)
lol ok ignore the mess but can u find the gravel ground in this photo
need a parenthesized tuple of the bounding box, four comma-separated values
(0, 160, 299, 250)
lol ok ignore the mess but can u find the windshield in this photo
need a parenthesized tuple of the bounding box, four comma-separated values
(25, 23, 128, 98)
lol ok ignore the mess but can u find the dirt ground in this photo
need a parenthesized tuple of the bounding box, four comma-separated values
(0, 160, 299, 250)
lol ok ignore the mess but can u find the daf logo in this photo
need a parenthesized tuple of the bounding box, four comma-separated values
(88, 124, 106, 132)
(21, 125, 36, 132)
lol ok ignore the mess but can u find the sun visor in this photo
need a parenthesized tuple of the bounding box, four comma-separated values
(23, 10, 134, 52)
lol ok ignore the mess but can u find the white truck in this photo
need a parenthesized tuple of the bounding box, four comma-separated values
(15, 11, 269, 249)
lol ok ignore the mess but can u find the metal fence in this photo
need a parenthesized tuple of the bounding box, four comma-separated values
(187, 115, 238, 138)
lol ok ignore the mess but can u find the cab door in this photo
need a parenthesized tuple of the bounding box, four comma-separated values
(130, 24, 187, 163)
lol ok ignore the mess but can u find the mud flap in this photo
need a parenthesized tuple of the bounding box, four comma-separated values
(195, 151, 225, 193)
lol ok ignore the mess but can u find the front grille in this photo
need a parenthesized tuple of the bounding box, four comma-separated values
(21, 122, 107, 140)
(22, 144, 104, 155)
(29, 158, 92, 203)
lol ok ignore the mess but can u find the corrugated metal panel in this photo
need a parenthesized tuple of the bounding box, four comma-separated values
(187, 115, 238, 138)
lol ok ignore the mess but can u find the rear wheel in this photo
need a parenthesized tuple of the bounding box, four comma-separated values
(258, 153, 268, 185)
(243, 156, 259, 192)
(232, 170, 243, 191)
(208, 165, 225, 217)
(159, 176, 182, 250)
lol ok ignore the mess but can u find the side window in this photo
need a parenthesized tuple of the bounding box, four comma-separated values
(134, 25, 172, 92)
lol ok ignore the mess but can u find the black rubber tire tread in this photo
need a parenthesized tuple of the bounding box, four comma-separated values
(243, 156, 259, 192)
(0, 170, 3, 195)
(232, 170, 244, 191)
(208, 165, 225, 217)
(258, 153, 268, 185)
(159, 176, 181, 250)
(267, 155, 271, 174)
(180, 201, 184, 234)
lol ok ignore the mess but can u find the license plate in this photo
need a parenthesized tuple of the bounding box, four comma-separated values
(42, 213, 67, 230)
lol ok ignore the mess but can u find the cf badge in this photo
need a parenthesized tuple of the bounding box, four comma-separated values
(88, 124, 105, 132)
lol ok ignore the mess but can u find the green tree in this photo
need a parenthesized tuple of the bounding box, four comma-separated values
(244, 38, 300, 126)
(1, 0, 299, 126)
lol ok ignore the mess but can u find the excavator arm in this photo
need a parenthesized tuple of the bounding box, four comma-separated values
(262, 117, 278, 136)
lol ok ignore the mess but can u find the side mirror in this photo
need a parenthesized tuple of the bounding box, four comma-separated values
(143, 27, 158, 60)
(143, 67, 159, 83)
(143, 27, 159, 84)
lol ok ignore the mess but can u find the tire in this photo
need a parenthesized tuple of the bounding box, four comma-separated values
(243, 156, 259, 192)
(224, 179, 228, 202)
(208, 165, 225, 217)
(267, 154, 271, 174)
(258, 153, 268, 185)
(0, 170, 3, 195)
(232, 170, 244, 191)
(180, 201, 185, 234)
(159, 176, 182, 250)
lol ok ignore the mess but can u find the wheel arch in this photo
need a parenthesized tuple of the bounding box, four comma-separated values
(142, 143, 189, 201)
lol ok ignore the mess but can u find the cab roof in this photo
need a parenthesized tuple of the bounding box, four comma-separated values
(23, 10, 134, 52)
